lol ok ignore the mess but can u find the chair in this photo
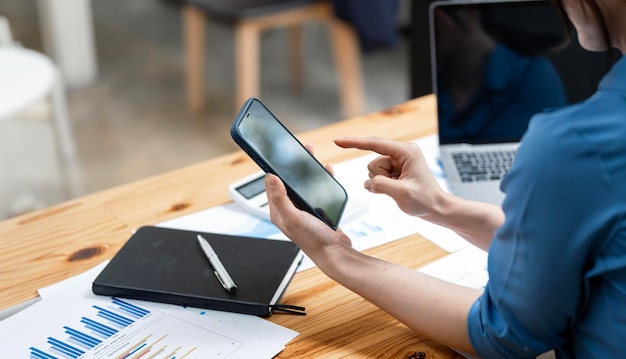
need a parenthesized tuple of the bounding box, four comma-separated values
(182, 0, 365, 118)
(0, 16, 82, 203)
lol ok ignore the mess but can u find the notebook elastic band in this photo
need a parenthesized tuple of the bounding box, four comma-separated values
(270, 304, 306, 316)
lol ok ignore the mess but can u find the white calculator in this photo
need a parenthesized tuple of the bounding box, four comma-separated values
(228, 171, 368, 225)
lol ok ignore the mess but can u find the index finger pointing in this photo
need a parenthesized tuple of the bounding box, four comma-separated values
(334, 136, 406, 157)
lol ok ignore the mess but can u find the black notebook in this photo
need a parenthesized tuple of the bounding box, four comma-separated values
(92, 226, 304, 316)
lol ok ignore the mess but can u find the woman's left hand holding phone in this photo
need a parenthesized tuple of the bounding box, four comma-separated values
(264, 143, 349, 269)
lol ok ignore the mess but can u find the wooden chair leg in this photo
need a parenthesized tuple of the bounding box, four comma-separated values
(183, 5, 206, 114)
(235, 21, 260, 111)
(288, 25, 303, 92)
(327, 18, 364, 118)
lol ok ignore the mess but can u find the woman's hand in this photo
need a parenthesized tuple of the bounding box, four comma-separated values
(336, 136, 503, 249)
(335, 136, 447, 219)
(264, 174, 353, 267)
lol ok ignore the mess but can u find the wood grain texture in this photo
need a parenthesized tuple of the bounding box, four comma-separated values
(0, 95, 464, 358)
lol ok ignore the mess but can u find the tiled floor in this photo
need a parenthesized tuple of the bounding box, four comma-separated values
(0, 0, 409, 219)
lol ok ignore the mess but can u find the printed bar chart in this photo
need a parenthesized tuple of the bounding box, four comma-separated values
(28, 297, 152, 359)
(63, 327, 101, 349)
(105, 315, 237, 359)
(346, 219, 384, 238)
(10, 292, 244, 359)
(111, 298, 150, 318)
(1, 263, 297, 359)
(114, 334, 199, 359)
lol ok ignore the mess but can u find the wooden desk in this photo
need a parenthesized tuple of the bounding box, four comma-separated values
(0, 95, 463, 358)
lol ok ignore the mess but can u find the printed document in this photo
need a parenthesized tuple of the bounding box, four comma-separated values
(0, 263, 298, 358)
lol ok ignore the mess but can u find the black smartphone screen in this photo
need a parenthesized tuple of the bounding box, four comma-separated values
(231, 98, 347, 229)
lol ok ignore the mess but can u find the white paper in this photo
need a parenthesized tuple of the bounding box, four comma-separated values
(418, 245, 488, 290)
(0, 262, 298, 359)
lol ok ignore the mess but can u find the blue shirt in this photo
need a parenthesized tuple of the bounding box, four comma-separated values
(468, 55, 626, 358)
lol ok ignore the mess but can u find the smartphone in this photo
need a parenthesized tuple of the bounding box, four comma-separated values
(230, 98, 348, 229)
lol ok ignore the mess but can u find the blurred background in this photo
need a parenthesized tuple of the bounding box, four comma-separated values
(0, 0, 412, 219)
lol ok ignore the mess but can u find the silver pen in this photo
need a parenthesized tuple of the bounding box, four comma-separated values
(197, 235, 238, 294)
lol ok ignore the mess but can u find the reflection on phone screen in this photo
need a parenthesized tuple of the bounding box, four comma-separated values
(238, 100, 347, 227)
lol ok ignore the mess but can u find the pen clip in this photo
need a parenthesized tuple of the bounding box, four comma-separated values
(214, 270, 237, 294)
(213, 270, 227, 289)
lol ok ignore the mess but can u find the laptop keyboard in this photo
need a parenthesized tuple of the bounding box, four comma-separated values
(452, 150, 516, 182)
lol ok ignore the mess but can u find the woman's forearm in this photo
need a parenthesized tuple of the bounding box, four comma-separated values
(314, 245, 482, 353)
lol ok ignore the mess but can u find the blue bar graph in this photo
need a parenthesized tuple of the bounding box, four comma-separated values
(28, 297, 151, 359)
(362, 222, 383, 233)
(47, 337, 84, 358)
(80, 317, 118, 337)
(93, 305, 134, 327)
(29, 347, 57, 359)
(63, 326, 101, 349)
(347, 220, 384, 238)
(112, 298, 150, 318)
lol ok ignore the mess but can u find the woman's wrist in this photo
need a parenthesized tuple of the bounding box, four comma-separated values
(313, 243, 363, 279)
(420, 190, 456, 225)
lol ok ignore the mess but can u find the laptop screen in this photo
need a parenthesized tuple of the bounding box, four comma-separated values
(429, 0, 616, 145)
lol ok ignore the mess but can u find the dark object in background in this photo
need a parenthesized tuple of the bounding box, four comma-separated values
(331, 0, 400, 52)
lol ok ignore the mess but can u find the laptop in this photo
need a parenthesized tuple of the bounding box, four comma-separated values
(428, 0, 612, 205)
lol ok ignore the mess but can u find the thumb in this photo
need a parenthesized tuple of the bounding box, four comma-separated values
(265, 173, 287, 202)
(265, 174, 294, 224)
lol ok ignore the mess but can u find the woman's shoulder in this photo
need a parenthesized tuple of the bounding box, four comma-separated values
(530, 56, 626, 132)
(523, 92, 626, 185)
(529, 84, 625, 139)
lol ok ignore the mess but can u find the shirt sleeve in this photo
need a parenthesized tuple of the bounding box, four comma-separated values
(467, 112, 615, 358)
